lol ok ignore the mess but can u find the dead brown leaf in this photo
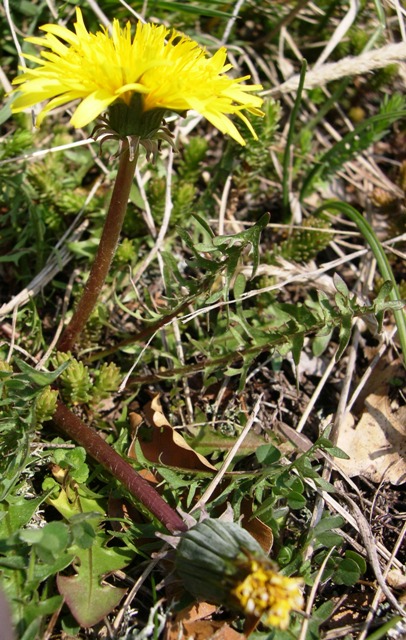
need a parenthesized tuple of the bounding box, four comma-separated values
(336, 385, 406, 485)
(165, 603, 245, 640)
(129, 395, 216, 472)
(241, 498, 274, 554)
(387, 569, 406, 591)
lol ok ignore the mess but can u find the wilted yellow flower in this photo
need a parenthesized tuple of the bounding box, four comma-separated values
(174, 519, 304, 630)
(11, 8, 263, 145)
(232, 559, 304, 629)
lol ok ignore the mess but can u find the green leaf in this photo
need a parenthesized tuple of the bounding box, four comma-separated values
(376, 300, 406, 311)
(291, 332, 304, 367)
(317, 438, 350, 459)
(57, 534, 133, 627)
(345, 550, 367, 575)
(314, 476, 337, 492)
(334, 557, 362, 585)
(374, 279, 393, 304)
(333, 273, 350, 297)
(374, 281, 405, 313)
(233, 273, 246, 299)
(0, 556, 27, 569)
(13, 358, 70, 388)
(300, 95, 406, 199)
(0, 248, 34, 264)
(311, 600, 335, 622)
(155, 467, 191, 489)
(314, 198, 406, 366)
(71, 520, 97, 549)
(205, 289, 225, 305)
(0, 495, 48, 537)
(53, 447, 90, 484)
(30, 553, 74, 586)
(19, 595, 64, 638)
(287, 491, 307, 510)
(248, 214, 270, 277)
(277, 546, 293, 566)
(19, 521, 70, 564)
(211, 213, 269, 278)
(255, 444, 281, 466)
(48, 486, 105, 523)
(191, 213, 215, 238)
(363, 616, 403, 640)
(334, 292, 348, 314)
(0, 100, 12, 126)
(312, 328, 333, 356)
(337, 313, 353, 359)
(316, 531, 343, 548)
(313, 515, 344, 535)
(288, 476, 304, 493)
(194, 242, 218, 252)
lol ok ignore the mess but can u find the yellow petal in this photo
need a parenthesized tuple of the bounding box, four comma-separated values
(70, 91, 116, 127)
(10, 7, 263, 143)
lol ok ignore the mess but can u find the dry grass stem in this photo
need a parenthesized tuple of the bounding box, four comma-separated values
(267, 42, 406, 96)
(298, 548, 336, 640)
(130, 146, 175, 285)
(191, 395, 263, 513)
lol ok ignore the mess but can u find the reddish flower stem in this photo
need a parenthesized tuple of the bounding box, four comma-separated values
(54, 141, 187, 532)
(58, 142, 138, 352)
(53, 400, 187, 533)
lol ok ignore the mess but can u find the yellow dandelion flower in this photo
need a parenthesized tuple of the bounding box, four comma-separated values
(11, 8, 264, 145)
(232, 560, 304, 630)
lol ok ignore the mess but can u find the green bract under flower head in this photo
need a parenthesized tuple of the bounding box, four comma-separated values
(174, 519, 304, 630)
(11, 8, 264, 146)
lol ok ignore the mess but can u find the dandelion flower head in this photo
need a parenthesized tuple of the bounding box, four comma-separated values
(174, 519, 304, 631)
(11, 8, 264, 145)
(232, 560, 304, 629)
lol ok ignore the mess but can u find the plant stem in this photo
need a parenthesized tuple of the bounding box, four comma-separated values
(53, 143, 188, 532)
(58, 142, 138, 352)
(315, 199, 406, 365)
(282, 59, 307, 222)
(88, 297, 196, 362)
(53, 400, 187, 533)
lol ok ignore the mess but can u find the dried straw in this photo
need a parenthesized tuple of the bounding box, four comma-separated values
(266, 42, 406, 96)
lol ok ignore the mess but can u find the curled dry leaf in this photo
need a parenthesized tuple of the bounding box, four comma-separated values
(241, 498, 273, 555)
(129, 395, 216, 472)
(336, 359, 406, 484)
(336, 400, 406, 484)
(165, 602, 246, 640)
